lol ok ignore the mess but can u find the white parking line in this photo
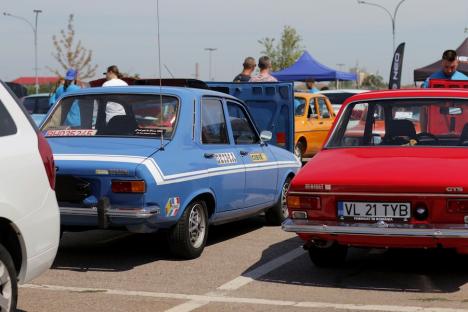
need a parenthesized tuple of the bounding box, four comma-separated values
(21, 283, 468, 312)
(217, 247, 305, 290)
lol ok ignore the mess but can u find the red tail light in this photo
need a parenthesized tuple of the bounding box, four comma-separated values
(287, 195, 321, 210)
(276, 132, 286, 145)
(37, 132, 55, 190)
(112, 180, 146, 193)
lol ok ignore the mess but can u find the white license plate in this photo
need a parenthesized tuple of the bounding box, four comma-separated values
(338, 201, 411, 222)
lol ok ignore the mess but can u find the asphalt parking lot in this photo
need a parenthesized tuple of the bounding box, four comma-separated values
(18, 216, 468, 312)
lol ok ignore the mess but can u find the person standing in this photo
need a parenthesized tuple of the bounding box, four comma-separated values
(103, 65, 128, 87)
(305, 79, 319, 93)
(249, 56, 278, 82)
(102, 65, 128, 122)
(49, 69, 81, 126)
(422, 50, 468, 88)
(233, 57, 256, 82)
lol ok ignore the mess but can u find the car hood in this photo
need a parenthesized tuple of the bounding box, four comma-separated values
(293, 147, 468, 194)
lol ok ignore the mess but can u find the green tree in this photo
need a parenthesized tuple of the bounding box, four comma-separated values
(258, 26, 304, 71)
(361, 74, 387, 90)
(48, 14, 98, 80)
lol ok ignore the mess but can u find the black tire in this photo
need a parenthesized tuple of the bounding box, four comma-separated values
(308, 243, 348, 268)
(168, 200, 208, 259)
(294, 142, 304, 163)
(265, 177, 291, 226)
(0, 244, 17, 312)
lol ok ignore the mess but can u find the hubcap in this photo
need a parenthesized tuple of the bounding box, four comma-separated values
(281, 181, 290, 218)
(0, 260, 12, 312)
(188, 204, 206, 249)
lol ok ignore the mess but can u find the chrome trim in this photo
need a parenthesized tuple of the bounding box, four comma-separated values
(60, 206, 160, 218)
(288, 191, 468, 198)
(282, 219, 468, 238)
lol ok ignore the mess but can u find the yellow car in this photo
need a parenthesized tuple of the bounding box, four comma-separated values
(294, 92, 335, 161)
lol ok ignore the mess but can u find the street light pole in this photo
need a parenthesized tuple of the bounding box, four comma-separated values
(3, 9, 42, 94)
(357, 0, 407, 53)
(204, 48, 217, 81)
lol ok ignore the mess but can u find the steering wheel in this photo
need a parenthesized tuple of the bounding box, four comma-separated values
(416, 132, 439, 145)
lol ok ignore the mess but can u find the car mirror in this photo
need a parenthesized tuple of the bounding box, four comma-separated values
(260, 130, 272, 142)
(371, 134, 382, 145)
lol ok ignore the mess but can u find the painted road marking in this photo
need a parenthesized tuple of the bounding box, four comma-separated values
(21, 283, 468, 312)
(217, 247, 305, 290)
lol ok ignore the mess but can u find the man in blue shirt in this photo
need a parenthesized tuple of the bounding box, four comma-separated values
(305, 79, 319, 93)
(49, 69, 82, 126)
(422, 50, 468, 88)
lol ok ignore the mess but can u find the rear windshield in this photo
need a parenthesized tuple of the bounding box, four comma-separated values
(327, 98, 468, 148)
(41, 94, 179, 139)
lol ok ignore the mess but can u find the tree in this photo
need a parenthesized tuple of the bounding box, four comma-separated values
(361, 74, 387, 90)
(48, 14, 98, 80)
(258, 26, 304, 71)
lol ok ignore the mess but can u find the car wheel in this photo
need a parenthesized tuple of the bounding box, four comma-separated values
(169, 200, 208, 259)
(294, 142, 303, 162)
(265, 177, 291, 226)
(308, 243, 348, 268)
(0, 244, 17, 312)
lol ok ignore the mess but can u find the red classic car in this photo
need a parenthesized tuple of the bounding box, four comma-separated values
(282, 88, 468, 267)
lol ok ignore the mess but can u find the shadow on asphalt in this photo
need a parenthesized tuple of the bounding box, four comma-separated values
(244, 239, 468, 293)
(52, 216, 265, 272)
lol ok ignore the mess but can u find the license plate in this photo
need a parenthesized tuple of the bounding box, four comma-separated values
(337, 201, 411, 222)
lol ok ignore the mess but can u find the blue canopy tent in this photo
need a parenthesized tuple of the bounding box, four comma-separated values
(272, 51, 357, 81)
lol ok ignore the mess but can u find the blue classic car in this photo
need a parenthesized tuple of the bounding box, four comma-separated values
(41, 86, 300, 258)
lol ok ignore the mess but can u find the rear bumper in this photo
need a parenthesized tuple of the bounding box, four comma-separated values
(60, 206, 160, 218)
(60, 204, 163, 233)
(282, 219, 468, 238)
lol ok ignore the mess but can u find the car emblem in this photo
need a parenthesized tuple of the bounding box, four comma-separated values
(446, 187, 464, 193)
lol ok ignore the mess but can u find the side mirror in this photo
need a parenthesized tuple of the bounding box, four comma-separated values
(260, 130, 272, 142)
(371, 134, 382, 145)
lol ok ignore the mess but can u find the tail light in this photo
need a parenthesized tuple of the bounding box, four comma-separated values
(287, 195, 321, 219)
(276, 132, 286, 145)
(37, 132, 55, 190)
(112, 180, 146, 193)
(447, 199, 468, 213)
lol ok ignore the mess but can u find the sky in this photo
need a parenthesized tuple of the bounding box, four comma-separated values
(1, 0, 468, 85)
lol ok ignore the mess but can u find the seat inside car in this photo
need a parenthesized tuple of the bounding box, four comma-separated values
(101, 115, 137, 136)
(458, 123, 468, 145)
(384, 119, 416, 145)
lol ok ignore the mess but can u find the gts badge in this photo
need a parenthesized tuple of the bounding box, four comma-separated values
(446, 187, 464, 193)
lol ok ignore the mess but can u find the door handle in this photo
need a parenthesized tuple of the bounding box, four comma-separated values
(204, 153, 214, 159)
(319, 122, 324, 125)
(240, 150, 249, 156)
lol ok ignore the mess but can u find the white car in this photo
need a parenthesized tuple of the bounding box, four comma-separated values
(0, 82, 60, 311)
(319, 89, 369, 114)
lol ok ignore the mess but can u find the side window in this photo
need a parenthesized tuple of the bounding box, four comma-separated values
(227, 101, 259, 144)
(0, 101, 17, 137)
(308, 99, 318, 119)
(317, 97, 331, 118)
(294, 97, 306, 116)
(201, 98, 229, 144)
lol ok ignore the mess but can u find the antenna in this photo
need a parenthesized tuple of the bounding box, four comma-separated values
(164, 64, 175, 78)
(156, 0, 164, 149)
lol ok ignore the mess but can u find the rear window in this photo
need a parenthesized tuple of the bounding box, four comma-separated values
(41, 93, 179, 139)
(0, 101, 17, 137)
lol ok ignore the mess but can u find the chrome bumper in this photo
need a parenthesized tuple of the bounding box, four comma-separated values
(60, 206, 160, 218)
(282, 219, 468, 238)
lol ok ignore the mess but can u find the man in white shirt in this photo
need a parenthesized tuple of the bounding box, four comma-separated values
(103, 65, 128, 122)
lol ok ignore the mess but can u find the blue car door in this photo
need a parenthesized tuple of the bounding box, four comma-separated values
(200, 97, 245, 212)
(225, 100, 278, 208)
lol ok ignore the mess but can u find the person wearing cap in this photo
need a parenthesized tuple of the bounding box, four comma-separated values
(233, 57, 256, 82)
(102, 65, 128, 122)
(249, 56, 278, 82)
(49, 68, 82, 126)
(422, 49, 468, 88)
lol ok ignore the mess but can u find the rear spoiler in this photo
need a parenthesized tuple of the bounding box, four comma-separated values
(429, 79, 468, 89)
(89, 78, 209, 89)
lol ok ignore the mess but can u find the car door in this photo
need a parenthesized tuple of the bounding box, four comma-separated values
(226, 100, 278, 208)
(302, 96, 323, 155)
(200, 97, 246, 212)
(306, 96, 333, 154)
